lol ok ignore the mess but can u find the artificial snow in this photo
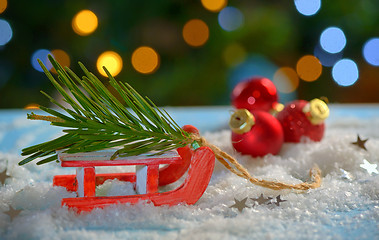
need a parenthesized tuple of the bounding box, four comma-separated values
(0, 107, 378, 239)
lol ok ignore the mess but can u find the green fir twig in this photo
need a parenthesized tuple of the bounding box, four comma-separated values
(19, 55, 193, 165)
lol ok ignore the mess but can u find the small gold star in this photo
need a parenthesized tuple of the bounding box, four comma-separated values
(4, 206, 22, 221)
(0, 169, 10, 185)
(250, 194, 272, 206)
(351, 135, 368, 151)
(229, 197, 249, 212)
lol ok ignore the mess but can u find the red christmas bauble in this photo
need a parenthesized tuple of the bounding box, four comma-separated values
(276, 99, 329, 142)
(231, 77, 280, 113)
(229, 109, 284, 157)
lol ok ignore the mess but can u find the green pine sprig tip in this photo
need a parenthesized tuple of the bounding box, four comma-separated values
(19, 55, 193, 166)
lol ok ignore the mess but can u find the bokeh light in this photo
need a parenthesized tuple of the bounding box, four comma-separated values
(72, 10, 98, 36)
(1, 1, 377, 108)
(0, 0, 7, 14)
(24, 103, 40, 110)
(229, 55, 280, 100)
(363, 38, 379, 66)
(218, 6, 244, 31)
(320, 27, 346, 54)
(0, 19, 12, 46)
(314, 43, 343, 67)
(31, 49, 51, 72)
(296, 55, 322, 82)
(228, 55, 296, 105)
(229, 55, 277, 89)
(47, 49, 71, 74)
(51, 49, 70, 68)
(131, 46, 160, 74)
(227, 54, 297, 102)
(294, 0, 321, 16)
(182, 19, 209, 47)
(223, 43, 246, 67)
(201, 0, 227, 12)
(332, 59, 359, 87)
(96, 51, 123, 77)
(273, 67, 299, 93)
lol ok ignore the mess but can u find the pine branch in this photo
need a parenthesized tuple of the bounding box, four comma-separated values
(20, 55, 192, 165)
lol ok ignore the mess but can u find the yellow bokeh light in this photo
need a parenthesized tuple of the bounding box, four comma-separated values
(72, 10, 98, 36)
(97, 51, 123, 77)
(296, 55, 322, 82)
(201, 0, 227, 12)
(0, 0, 7, 14)
(273, 67, 299, 93)
(51, 49, 71, 74)
(223, 43, 246, 67)
(24, 103, 40, 110)
(182, 19, 209, 47)
(131, 46, 160, 74)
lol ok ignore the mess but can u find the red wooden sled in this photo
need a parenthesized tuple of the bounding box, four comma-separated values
(53, 125, 215, 212)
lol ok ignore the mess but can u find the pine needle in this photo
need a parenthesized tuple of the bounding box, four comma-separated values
(19, 55, 192, 165)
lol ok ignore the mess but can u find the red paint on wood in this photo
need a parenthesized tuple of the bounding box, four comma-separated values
(61, 146, 215, 212)
(53, 125, 214, 212)
(54, 146, 193, 193)
(53, 174, 78, 192)
(158, 146, 192, 186)
(157, 124, 200, 186)
(53, 173, 136, 192)
(147, 165, 159, 193)
(56, 126, 198, 190)
(83, 167, 96, 197)
(54, 147, 189, 192)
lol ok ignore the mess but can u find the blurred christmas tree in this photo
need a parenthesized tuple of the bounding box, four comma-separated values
(0, 0, 379, 108)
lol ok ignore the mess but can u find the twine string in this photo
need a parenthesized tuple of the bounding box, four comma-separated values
(190, 134, 322, 191)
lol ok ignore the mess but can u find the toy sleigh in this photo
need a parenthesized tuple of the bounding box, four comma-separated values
(53, 125, 215, 213)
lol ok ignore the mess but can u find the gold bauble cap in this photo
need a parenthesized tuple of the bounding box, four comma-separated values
(229, 109, 255, 134)
(303, 98, 330, 125)
(270, 102, 284, 116)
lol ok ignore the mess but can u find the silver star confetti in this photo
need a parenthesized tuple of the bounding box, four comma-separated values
(360, 159, 378, 175)
(229, 197, 250, 212)
(4, 206, 22, 221)
(0, 169, 10, 185)
(339, 168, 354, 181)
(250, 194, 272, 206)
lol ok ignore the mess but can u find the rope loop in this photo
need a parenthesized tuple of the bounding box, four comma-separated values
(189, 133, 322, 191)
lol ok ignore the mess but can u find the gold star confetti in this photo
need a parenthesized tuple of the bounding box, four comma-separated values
(4, 206, 22, 221)
(360, 159, 378, 175)
(351, 135, 368, 151)
(0, 169, 10, 185)
(250, 194, 272, 206)
(229, 197, 250, 212)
